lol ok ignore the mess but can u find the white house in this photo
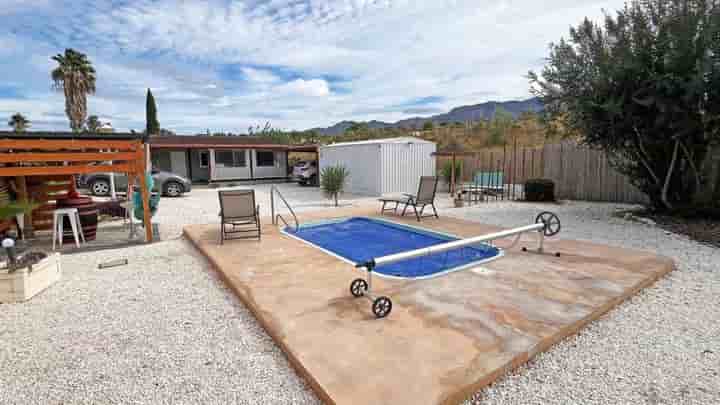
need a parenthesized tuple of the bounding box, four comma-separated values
(319, 137, 437, 196)
(149, 136, 317, 182)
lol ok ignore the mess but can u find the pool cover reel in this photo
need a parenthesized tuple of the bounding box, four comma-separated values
(352, 211, 562, 318)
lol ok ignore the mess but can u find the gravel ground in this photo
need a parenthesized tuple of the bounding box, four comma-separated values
(449, 201, 720, 405)
(0, 239, 319, 405)
(153, 183, 380, 239)
(2, 193, 718, 405)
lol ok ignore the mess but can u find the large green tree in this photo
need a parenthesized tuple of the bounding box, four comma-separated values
(8, 113, 30, 132)
(146, 88, 160, 135)
(530, 0, 720, 210)
(51, 49, 96, 132)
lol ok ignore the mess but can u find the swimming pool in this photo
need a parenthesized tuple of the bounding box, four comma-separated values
(284, 217, 502, 279)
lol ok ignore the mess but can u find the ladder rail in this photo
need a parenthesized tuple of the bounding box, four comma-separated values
(270, 186, 300, 232)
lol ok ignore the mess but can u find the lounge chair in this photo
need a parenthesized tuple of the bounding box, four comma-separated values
(218, 190, 261, 244)
(379, 176, 439, 221)
(461, 171, 504, 202)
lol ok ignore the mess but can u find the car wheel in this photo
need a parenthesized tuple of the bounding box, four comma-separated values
(90, 179, 111, 196)
(164, 181, 184, 197)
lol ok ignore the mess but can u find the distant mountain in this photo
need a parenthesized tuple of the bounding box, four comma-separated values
(314, 97, 543, 135)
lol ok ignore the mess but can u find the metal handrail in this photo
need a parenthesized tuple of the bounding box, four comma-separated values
(270, 186, 299, 232)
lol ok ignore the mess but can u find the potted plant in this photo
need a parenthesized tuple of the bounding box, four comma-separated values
(454, 191, 465, 208)
(1, 202, 61, 302)
(320, 165, 349, 207)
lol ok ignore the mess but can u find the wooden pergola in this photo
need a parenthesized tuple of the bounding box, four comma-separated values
(0, 132, 154, 242)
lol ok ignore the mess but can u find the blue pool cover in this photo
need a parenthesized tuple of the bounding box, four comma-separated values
(285, 217, 501, 278)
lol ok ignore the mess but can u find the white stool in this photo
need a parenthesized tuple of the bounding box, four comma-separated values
(52, 208, 86, 250)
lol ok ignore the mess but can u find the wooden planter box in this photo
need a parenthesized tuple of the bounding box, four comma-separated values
(0, 253, 61, 303)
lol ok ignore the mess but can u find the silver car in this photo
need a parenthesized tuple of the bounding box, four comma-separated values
(82, 168, 192, 197)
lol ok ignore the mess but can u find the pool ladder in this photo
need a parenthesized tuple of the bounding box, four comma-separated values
(270, 186, 300, 232)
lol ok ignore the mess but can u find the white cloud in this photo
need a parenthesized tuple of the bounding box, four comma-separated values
(277, 78, 330, 97)
(2, 0, 626, 132)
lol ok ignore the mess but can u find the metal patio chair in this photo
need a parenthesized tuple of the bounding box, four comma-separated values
(379, 176, 439, 221)
(218, 189, 261, 244)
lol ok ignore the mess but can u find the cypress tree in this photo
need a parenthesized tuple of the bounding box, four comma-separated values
(145, 88, 160, 135)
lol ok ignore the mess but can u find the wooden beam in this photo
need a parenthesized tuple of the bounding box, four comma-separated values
(0, 139, 141, 151)
(0, 151, 141, 163)
(0, 163, 135, 177)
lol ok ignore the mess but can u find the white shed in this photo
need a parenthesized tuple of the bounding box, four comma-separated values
(319, 137, 436, 196)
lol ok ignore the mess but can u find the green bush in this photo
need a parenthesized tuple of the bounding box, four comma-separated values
(440, 160, 462, 185)
(320, 165, 349, 207)
(525, 179, 555, 202)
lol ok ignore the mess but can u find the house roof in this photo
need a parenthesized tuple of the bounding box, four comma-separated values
(321, 137, 435, 148)
(0, 131, 146, 141)
(148, 135, 318, 152)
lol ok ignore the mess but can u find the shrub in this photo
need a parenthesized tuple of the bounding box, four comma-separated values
(525, 179, 555, 202)
(440, 160, 462, 185)
(320, 165, 349, 207)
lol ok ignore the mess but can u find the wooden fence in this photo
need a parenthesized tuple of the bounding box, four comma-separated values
(541, 143, 648, 204)
(438, 141, 649, 204)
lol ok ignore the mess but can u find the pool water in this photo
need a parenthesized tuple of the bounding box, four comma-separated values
(285, 217, 501, 279)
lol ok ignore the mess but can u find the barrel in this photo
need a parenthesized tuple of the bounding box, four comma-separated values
(56, 196, 98, 242)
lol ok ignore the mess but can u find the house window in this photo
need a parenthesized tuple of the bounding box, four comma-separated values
(216, 150, 246, 167)
(199, 151, 209, 168)
(256, 151, 275, 167)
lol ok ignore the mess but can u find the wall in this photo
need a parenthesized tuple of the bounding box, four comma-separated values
(189, 149, 210, 182)
(320, 144, 380, 195)
(380, 142, 436, 195)
(169, 151, 188, 178)
(212, 149, 251, 181)
(251, 150, 287, 179)
(150, 150, 171, 172)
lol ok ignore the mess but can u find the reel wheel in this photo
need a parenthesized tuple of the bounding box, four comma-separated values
(535, 211, 561, 237)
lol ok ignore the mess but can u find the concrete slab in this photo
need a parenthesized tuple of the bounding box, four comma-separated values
(184, 207, 674, 405)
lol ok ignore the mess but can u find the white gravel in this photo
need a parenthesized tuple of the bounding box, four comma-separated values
(451, 201, 720, 405)
(2, 191, 718, 405)
(0, 240, 319, 405)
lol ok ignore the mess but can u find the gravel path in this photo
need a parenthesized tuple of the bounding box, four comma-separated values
(0, 240, 319, 405)
(2, 196, 718, 405)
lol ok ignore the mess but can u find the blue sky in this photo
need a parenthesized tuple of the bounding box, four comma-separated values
(0, 0, 623, 133)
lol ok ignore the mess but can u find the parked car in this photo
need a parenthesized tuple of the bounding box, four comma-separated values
(81, 168, 192, 197)
(292, 160, 318, 186)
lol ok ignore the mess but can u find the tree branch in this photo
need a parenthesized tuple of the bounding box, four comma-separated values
(678, 140, 702, 193)
(633, 126, 662, 185)
(661, 139, 680, 210)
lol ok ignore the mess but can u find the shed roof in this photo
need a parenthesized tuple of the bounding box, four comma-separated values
(148, 135, 318, 151)
(321, 137, 435, 148)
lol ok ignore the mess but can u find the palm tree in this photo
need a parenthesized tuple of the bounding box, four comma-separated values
(85, 115, 101, 132)
(7, 113, 30, 132)
(51, 49, 96, 132)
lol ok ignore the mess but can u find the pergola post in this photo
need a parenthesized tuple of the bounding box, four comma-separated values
(138, 146, 153, 243)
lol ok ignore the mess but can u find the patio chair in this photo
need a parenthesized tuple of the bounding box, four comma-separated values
(379, 176, 439, 221)
(218, 190, 261, 244)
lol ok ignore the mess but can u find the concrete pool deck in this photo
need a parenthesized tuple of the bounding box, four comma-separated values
(184, 207, 674, 405)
